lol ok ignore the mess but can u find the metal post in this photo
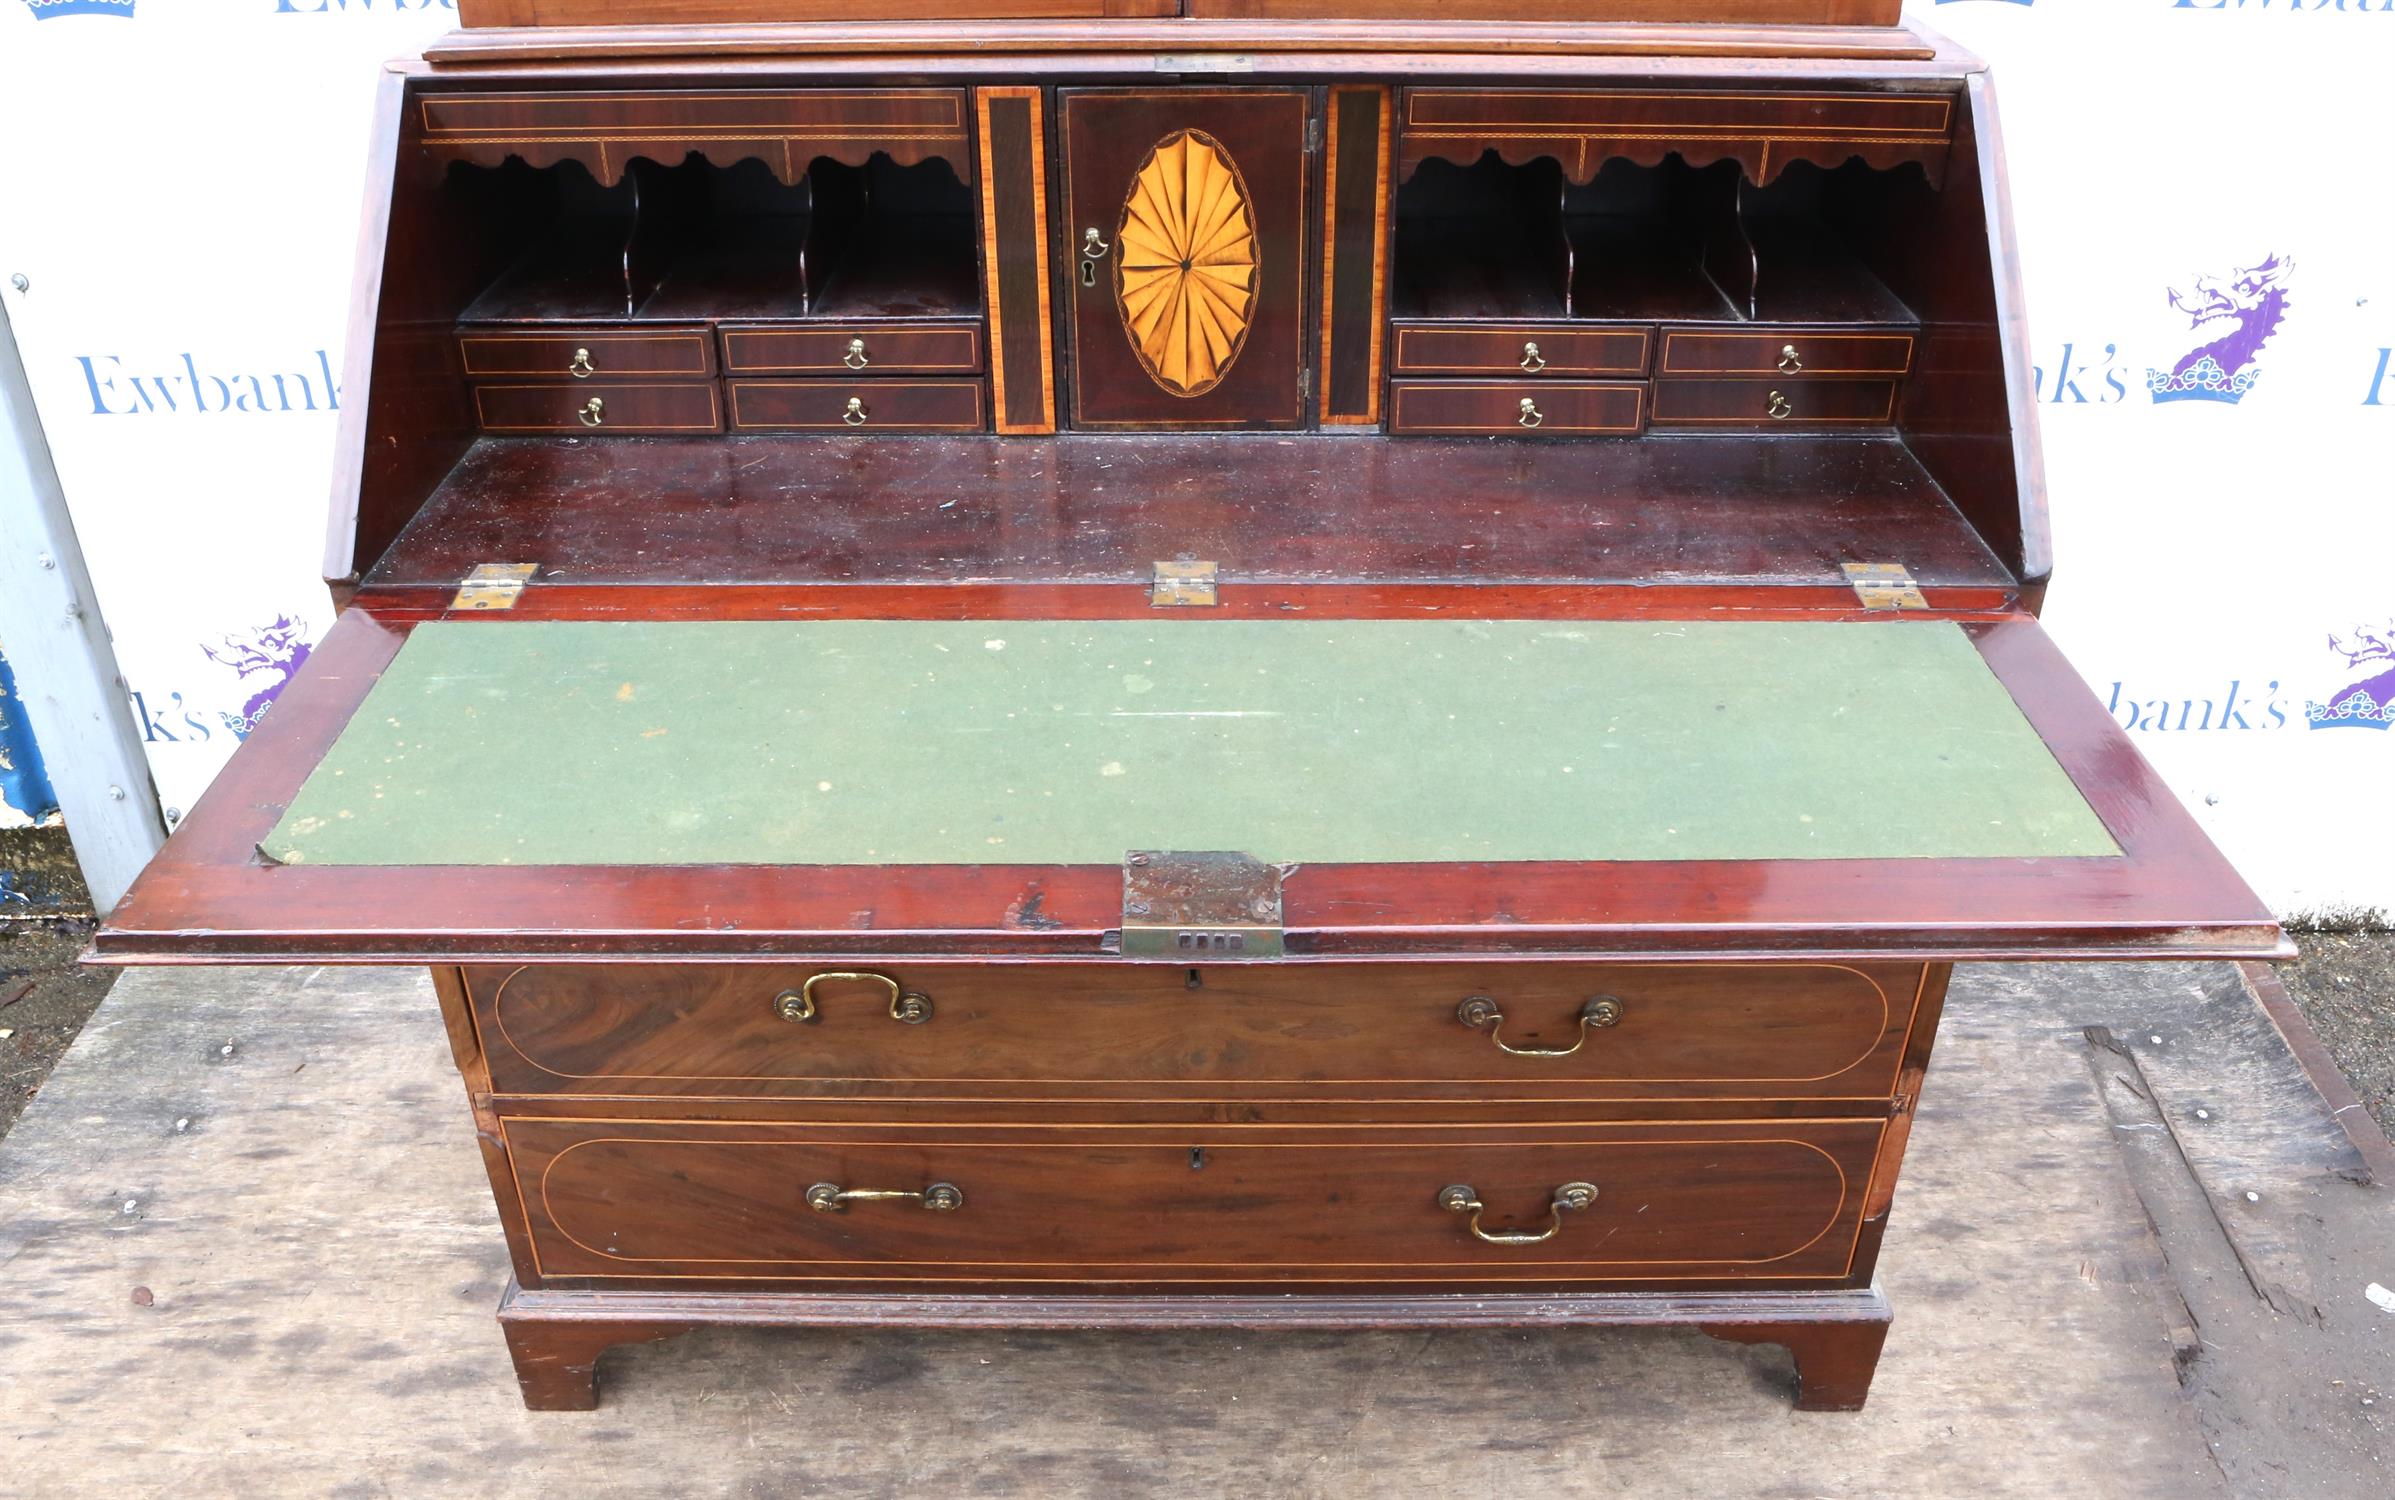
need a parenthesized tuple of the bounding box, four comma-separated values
(0, 291, 167, 913)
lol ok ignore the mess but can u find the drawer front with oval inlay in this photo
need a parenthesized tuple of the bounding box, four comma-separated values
(457, 326, 716, 381)
(466, 961, 1924, 1101)
(503, 1118, 1884, 1285)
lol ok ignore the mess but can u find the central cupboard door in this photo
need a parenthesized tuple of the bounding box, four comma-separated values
(1060, 89, 1311, 429)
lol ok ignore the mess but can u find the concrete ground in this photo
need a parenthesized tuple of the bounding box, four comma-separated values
(0, 957, 2387, 1499)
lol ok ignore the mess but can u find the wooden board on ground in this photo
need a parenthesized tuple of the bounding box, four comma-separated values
(17, 963, 2387, 1494)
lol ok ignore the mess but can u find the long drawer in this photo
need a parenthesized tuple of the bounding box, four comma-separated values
(1388, 379, 1645, 437)
(503, 1118, 1885, 1284)
(727, 378, 986, 433)
(464, 961, 1927, 1101)
(472, 381, 723, 435)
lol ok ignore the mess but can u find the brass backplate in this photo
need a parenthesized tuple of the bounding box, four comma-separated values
(1842, 561, 1928, 611)
(450, 562, 540, 612)
(1120, 850, 1283, 959)
(1151, 560, 1219, 607)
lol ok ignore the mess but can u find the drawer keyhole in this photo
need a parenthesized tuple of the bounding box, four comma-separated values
(1081, 258, 1098, 288)
(1189, 1148, 1207, 1171)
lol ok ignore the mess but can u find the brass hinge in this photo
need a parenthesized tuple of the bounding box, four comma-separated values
(1305, 112, 1324, 156)
(1842, 562, 1927, 611)
(450, 562, 539, 611)
(1152, 559, 1218, 607)
(1120, 850, 1284, 959)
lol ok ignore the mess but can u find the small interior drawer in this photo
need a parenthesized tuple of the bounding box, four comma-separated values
(1657, 329, 1915, 379)
(472, 381, 722, 435)
(727, 379, 985, 433)
(1390, 323, 1650, 378)
(1650, 378, 1897, 427)
(1389, 379, 1645, 437)
(503, 1118, 1885, 1284)
(456, 326, 715, 381)
(721, 323, 983, 376)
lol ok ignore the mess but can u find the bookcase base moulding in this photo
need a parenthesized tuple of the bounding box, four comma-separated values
(92, 10, 2285, 1414)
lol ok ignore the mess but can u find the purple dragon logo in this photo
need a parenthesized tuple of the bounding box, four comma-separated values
(202, 616, 313, 742)
(2147, 253, 2293, 404)
(2306, 621, 2395, 732)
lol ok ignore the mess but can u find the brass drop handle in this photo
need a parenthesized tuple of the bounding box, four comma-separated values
(1516, 397, 1543, 429)
(843, 395, 869, 427)
(1081, 227, 1111, 261)
(844, 337, 870, 370)
(1439, 1181, 1598, 1245)
(807, 1181, 963, 1214)
(774, 971, 932, 1025)
(1778, 343, 1803, 373)
(1766, 389, 1794, 421)
(568, 346, 595, 378)
(576, 396, 604, 428)
(1457, 995, 1622, 1056)
(1519, 340, 1547, 373)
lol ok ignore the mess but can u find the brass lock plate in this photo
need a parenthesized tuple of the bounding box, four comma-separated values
(1120, 850, 1283, 959)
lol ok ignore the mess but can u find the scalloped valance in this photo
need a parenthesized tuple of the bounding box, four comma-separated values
(417, 88, 974, 185)
(1394, 87, 1952, 189)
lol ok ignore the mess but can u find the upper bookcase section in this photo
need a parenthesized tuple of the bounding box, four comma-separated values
(453, 1, 1905, 29)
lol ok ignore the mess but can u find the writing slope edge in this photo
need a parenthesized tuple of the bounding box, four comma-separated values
(91, 604, 2285, 965)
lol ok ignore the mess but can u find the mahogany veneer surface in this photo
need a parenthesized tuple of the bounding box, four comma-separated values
(367, 434, 2009, 590)
(97, 24, 2285, 1415)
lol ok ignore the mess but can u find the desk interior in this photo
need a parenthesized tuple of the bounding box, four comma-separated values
(263, 617, 2113, 868)
(365, 434, 2010, 591)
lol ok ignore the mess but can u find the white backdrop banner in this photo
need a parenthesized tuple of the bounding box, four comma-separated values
(0, 1, 2388, 916)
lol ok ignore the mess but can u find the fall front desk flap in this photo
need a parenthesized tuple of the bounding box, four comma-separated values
(261, 618, 2115, 868)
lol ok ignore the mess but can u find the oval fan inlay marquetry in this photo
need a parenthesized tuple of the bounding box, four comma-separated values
(1115, 129, 1259, 398)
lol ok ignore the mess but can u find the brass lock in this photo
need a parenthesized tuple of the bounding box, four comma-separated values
(1516, 397, 1543, 429)
(1766, 389, 1794, 421)
(576, 396, 604, 428)
(1777, 343, 1803, 374)
(844, 337, 870, 370)
(1519, 341, 1546, 373)
(843, 396, 869, 427)
(568, 346, 595, 378)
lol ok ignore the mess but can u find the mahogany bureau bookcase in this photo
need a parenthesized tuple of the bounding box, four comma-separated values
(93, 8, 2286, 1412)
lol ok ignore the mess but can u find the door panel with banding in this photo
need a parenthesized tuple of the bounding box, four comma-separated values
(1060, 89, 1310, 430)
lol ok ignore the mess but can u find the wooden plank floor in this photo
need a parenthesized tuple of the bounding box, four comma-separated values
(0, 962, 2384, 1498)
